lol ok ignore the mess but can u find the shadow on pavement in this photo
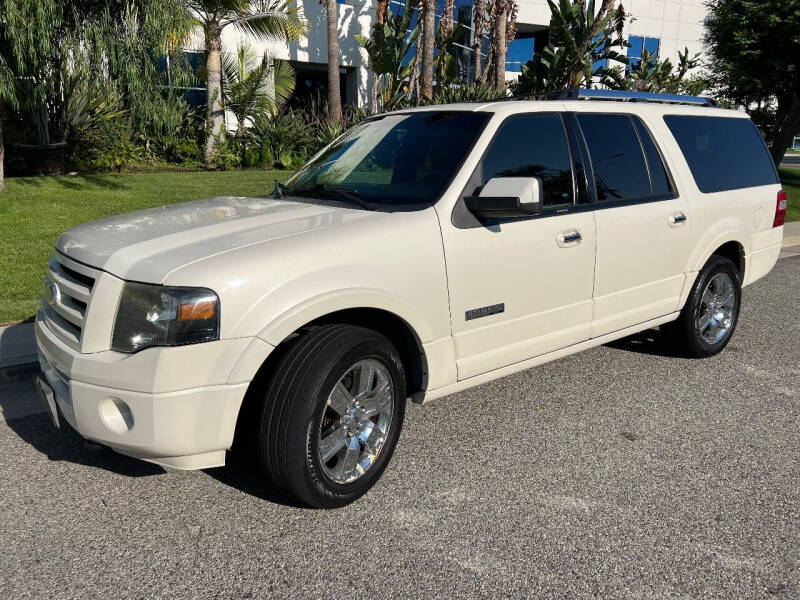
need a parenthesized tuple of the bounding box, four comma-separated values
(5, 405, 303, 507)
(204, 452, 308, 509)
(4, 411, 164, 477)
(605, 328, 680, 357)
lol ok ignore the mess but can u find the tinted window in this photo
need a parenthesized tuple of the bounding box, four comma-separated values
(476, 113, 574, 207)
(286, 111, 489, 206)
(664, 115, 778, 193)
(633, 117, 674, 198)
(578, 114, 652, 202)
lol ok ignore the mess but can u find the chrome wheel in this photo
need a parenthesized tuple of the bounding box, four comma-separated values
(696, 272, 736, 345)
(317, 359, 394, 484)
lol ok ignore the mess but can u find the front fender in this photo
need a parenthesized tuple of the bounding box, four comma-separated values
(256, 287, 437, 347)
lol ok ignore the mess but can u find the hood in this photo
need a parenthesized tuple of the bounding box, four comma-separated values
(57, 196, 379, 283)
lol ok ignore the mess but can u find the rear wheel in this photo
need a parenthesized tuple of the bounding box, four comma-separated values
(665, 255, 741, 358)
(257, 324, 406, 508)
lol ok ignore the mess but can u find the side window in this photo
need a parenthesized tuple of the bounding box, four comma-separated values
(664, 115, 778, 193)
(577, 114, 652, 203)
(476, 113, 574, 208)
(632, 117, 675, 198)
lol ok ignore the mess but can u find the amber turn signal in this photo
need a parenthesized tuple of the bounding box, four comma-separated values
(177, 299, 216, 321)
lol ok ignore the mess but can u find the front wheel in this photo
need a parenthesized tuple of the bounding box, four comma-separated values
(257, 324, 406, 508)
(665, 255, 741, 358)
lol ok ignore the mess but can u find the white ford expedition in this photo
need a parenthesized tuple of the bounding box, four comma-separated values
(35, 90, 786, 507)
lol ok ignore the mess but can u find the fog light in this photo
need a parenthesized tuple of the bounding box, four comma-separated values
(99, 397, 134, 434)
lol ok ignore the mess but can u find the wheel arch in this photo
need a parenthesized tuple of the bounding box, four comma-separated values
(229, 306, 430, 452)
(690, 232, 747, 279)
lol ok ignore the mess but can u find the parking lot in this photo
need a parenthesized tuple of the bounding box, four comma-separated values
(1, 256, 798, 599)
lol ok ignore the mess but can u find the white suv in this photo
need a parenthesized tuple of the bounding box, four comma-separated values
(35, 90, 786, 507)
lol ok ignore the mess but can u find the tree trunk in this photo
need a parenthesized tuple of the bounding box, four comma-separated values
(420, 0, 435, 101)
(0, 118, 5, 192)
(371, 0, 389, 112)
(435, 0, 455, 96)
(376, 0, 389, 25)
(204, 22, 225, 167)
(493, 0, 508, 91)
(770, 95, 800, 166)
(472, 0, 485, 82)
(327, 0, 343, 124)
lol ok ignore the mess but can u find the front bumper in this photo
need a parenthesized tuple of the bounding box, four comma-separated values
(35, 316, 251, 470)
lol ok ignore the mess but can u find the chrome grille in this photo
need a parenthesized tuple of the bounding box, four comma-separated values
(40, 251, 100, 350)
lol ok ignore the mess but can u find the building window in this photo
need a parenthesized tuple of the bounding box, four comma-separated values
(505, 37, 534, 73)
(627, 35, 660, 70)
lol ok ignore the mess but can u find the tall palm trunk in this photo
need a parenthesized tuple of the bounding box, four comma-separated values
(492, 0, 508, 91)
(472, 0, 485, 82)
(204, 22, 225, 167)
(419, 0, 435, 100)
(370, 0, 389, 112)
(434, 0, 454, 96)
(326, 0, 343, 124)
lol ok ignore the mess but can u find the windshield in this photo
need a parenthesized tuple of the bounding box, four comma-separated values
(284, 111, 489, 207)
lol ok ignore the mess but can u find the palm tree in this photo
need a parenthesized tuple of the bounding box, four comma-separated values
(323, 0, 343, 123)
(491, 0, 508, 90)
(187, 0, 305, 167)
(512, 0, 627, 95)
(370, 0, 390, 111)
(419, 0, 436, 100)
(471, 0, 486, 81)
(434, 0, 454, 94)
(222, 43, 296, 136)
(356, 0, 420, 110)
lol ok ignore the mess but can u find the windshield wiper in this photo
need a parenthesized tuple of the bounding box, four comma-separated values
(273, 180, 287, 199)
(289, 183, 375, 211)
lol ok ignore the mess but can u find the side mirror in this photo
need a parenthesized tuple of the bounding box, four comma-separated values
(464, 177, 543, 219)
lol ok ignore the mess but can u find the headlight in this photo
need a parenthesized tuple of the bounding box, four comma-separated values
(111, 283, 220, 353)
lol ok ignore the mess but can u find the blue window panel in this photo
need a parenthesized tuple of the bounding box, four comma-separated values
(643, 37, 660, 57)
(506, 38, 534, 66)
(628, 36, 644, 58)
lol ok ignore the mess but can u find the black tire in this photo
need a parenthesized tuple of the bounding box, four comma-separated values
(665, 255, 742, 358)
(257, 324, 406, 508)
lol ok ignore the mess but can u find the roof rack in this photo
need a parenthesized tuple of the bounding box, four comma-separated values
(554, 88, 717, 107)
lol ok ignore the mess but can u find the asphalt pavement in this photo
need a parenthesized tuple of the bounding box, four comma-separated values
(1, 257, 798, 599)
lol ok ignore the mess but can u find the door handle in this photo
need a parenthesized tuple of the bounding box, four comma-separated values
(669, 212, 687, 226)
(557, 230, 582, 247)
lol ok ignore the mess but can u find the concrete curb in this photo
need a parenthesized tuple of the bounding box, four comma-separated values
(0, 322, 37, 370)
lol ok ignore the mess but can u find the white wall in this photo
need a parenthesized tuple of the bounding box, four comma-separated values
(624, 0, 707, 62)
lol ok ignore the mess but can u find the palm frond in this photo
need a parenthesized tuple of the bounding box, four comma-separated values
(230, 1, 306, 42)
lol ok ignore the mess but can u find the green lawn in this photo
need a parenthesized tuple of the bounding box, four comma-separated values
(0, 170, 291, 325)
(779, 167, 800, 223)
(0, 167, 798, 326)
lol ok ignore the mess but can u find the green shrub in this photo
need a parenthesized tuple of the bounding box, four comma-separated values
(246, 110, 315, 169)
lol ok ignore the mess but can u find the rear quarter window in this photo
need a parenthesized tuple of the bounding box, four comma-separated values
(663, 115, 778, 193)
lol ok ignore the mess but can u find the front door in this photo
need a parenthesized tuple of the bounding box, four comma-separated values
(438, 112, 597, 380)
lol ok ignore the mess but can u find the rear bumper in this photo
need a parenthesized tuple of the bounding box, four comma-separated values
(744, 227, 783, 287)
(35, 316, 251, 470)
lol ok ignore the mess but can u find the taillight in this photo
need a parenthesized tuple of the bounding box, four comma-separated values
(774, 190, 787, 227)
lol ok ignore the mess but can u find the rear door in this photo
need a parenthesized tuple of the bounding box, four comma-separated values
(439, 112, 597, 380)
(574, 112, 692, 337)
